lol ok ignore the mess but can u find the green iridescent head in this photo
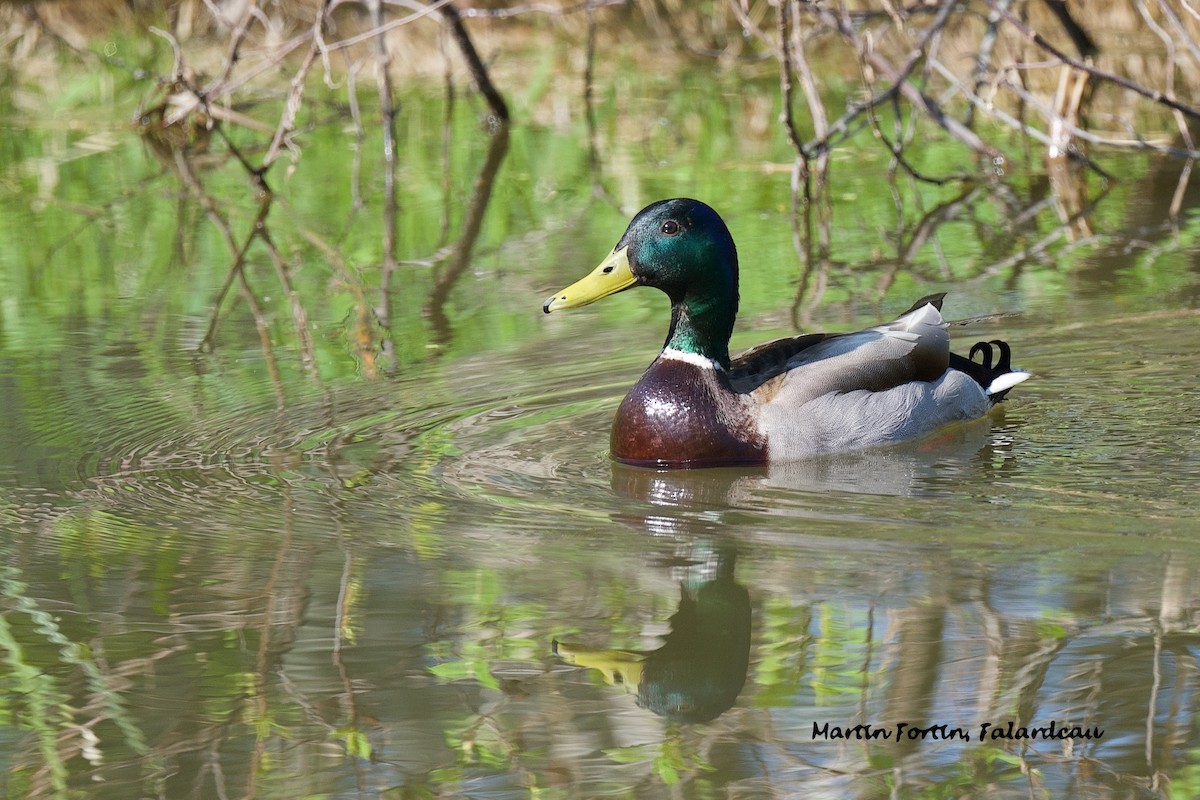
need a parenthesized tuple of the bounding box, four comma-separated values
(543, 198, 740, 366)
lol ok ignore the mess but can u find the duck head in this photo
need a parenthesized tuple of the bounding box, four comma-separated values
(543, 198, 740, 367)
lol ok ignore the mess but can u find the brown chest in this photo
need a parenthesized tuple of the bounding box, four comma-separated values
(609, 358, 767, 468)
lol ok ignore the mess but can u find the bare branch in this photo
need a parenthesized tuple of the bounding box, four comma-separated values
(983, 0, 1200, 122)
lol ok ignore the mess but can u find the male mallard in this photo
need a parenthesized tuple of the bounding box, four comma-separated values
(543, 198, 1030, 468)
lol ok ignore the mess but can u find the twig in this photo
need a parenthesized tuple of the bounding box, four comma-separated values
(438, 24, 455, 247)
(778, 0, 835, 330)
(778, 2, 814, 306)
(369, 0, 399, 268)
(299, 228, 381, 377)
(259, 225, 320, 377)
(204, 0, 260, 96)
(200, 32, 309, 103)
(425, 124, 511, 345)
(366, 0, 401, 371)
(788, 3, 830, 171)
(730, 0, 772, 45)
(801, 86, 890, 158)
(1168, 160, 1194, 220)
(1141, 0, 1198, 155)
(460, 0, 625, 18)
(147, 26, 183, 81)
(440, 2, 510, 123)
(344, 57, 367, 211)
(965, 0, 1010, 127)
(260, 1, 332, 171)
(327, 0, 455, 52)
(859, 1, 972, 184)
(870, 52, 1003, 162)
(777, 0, 807, 178)
(180, 163, 286, 406)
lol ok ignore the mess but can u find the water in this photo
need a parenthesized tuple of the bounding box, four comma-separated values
(3, 71, 1200, 800)
(4, 272, 1198, 798)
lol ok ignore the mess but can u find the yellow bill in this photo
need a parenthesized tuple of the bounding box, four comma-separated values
(553, 640, 646, 689)
(543, 246, 636, 313)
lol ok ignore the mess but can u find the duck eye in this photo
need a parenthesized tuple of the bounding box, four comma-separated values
(661, 220, 681, 235)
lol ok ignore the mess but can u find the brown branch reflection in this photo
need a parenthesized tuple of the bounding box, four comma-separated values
(423, 122, 512, 347)
(163, 150, 288, 409)
(778, 0, 834, 330)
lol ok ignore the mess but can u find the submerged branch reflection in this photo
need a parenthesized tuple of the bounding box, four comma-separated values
(425, 122, 512, 348)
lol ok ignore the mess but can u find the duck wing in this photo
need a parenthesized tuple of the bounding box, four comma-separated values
(729, 332, 834, 392)
(736, 301, 951, 405)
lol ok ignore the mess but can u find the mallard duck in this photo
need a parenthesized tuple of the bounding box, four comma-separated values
(543, 198, 1030, 468)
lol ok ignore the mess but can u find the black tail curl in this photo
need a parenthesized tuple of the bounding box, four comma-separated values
(950, 339, 1020, 402)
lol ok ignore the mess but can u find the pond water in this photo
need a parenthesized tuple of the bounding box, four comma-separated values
(2, 54, 1200, 800)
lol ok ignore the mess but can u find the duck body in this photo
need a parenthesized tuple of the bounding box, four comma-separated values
(544, 199, 1030, 468)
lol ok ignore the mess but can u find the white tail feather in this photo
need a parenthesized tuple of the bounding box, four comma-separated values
(987, 370, 1032, 397)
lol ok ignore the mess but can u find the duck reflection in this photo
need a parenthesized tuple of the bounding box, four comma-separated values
(554, 541, 751, 724)
(610, 417, 1019, 507)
